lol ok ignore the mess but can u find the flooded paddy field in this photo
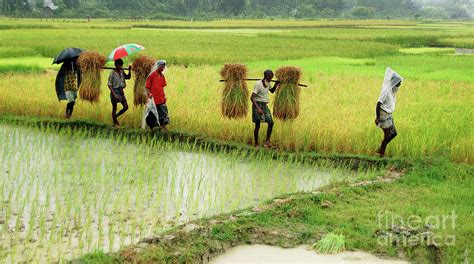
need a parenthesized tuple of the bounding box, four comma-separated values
(0, 124, 377, 262)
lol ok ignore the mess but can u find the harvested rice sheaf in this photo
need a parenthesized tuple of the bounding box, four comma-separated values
(132, 56, 156, 106)
(77, 51, 106, 103)
(273, 66, 302, 121)
(220, 64, 249, 119)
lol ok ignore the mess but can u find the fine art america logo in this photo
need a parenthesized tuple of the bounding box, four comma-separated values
(376, 211, 457, 247)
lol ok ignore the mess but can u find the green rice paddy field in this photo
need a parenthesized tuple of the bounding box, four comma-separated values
(0, 18, 473, 162)
(0, 18, 473, 262)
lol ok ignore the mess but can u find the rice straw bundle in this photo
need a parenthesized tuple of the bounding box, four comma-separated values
(220, 63, 249, 119)
(132, 56, 155, 106)
(273, 66, 302, 121)
(77, 51, 106, 103)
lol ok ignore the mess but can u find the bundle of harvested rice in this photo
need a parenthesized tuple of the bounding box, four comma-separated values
(220, 63, 249, 119)
(273, 66, 302, 121)
(132, 56, 155, 106)
(77, 51, 106, 103)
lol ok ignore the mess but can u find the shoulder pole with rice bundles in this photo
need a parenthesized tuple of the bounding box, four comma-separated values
(219, 78, 307, 87)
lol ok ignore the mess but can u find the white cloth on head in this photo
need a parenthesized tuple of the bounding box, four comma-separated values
(148, 60, 166, 78)
(377, 67, 404, 114)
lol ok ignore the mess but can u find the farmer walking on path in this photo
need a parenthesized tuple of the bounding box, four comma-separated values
(375, 67, 404, 157)
(56, 60, 81, 118)
(146, 60, 170, 132)
(251, 70, 279, 148)
(53, 47, 84, 119)
(108, 58, 131, 127)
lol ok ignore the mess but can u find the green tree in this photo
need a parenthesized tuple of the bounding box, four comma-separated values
(351, 6, 375, 18)
(63, 0, 80, 9)
(296, 4, 315, 18)
(219, 0, 247, 15)
(2, 0, 31, 14)
(315, 0, 344, 12)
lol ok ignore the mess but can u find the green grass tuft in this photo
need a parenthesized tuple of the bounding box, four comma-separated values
(76, 250, 121, 263)
(312, 233, 346, 254)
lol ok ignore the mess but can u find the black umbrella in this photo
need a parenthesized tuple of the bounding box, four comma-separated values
(54, 47, 84, 101)
(52, 47, 84, 64)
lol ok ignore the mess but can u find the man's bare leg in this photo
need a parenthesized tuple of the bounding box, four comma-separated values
(112, 103, 120, 126)
(378, 127, 397, 157)
(254, 122, 261, 147)
(264, 122, 274, 148)
(115, 101, 129, 119)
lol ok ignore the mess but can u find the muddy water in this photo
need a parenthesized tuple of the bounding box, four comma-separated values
(211, 245, 408, 264)
(0, 125, 348, 262)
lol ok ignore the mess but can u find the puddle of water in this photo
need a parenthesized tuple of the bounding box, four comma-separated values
(0, 125, 362, 262)
(211, 245, 408, 264)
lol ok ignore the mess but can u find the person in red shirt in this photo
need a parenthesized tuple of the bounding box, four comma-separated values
(146, 60, 170, 131)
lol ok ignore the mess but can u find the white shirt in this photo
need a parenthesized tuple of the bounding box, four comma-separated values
(252, 80, 271, 103)
(378, 87, 396, 114)
(377, 67, 403, 114)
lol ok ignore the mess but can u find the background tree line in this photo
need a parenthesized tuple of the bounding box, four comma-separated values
(1, 0, 472, 19)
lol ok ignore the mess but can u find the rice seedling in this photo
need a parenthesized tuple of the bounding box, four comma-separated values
(311, 233, 346, 254)
(220, 63, 249, 118)
(132, 55, 156, 106)
(273, 66, 302, 121)
(0, 123, 370, 262)
(77, 51, 106, 103)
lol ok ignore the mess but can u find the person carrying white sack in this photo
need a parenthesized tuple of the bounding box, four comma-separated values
(375, 67, 404, 157)
(145, 60, 170, 131)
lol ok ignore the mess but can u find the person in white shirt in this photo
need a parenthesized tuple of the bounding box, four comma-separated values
(251, 70, 280, 148)
(375, 67, 404, 157)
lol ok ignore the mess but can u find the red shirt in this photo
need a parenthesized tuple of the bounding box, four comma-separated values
(146, 71, 167, 105)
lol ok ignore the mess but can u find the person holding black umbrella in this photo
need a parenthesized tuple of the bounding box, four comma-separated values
(61, 60, 80, 118)
(53, 47, 83, 118)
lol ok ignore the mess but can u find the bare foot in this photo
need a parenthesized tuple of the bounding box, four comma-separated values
(264, 142, 272, 148)
(375, 148, 385, 157)
(65, 113, 71, 119)
(113, 120, 120, 127)
(255, 144, 260, 149)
